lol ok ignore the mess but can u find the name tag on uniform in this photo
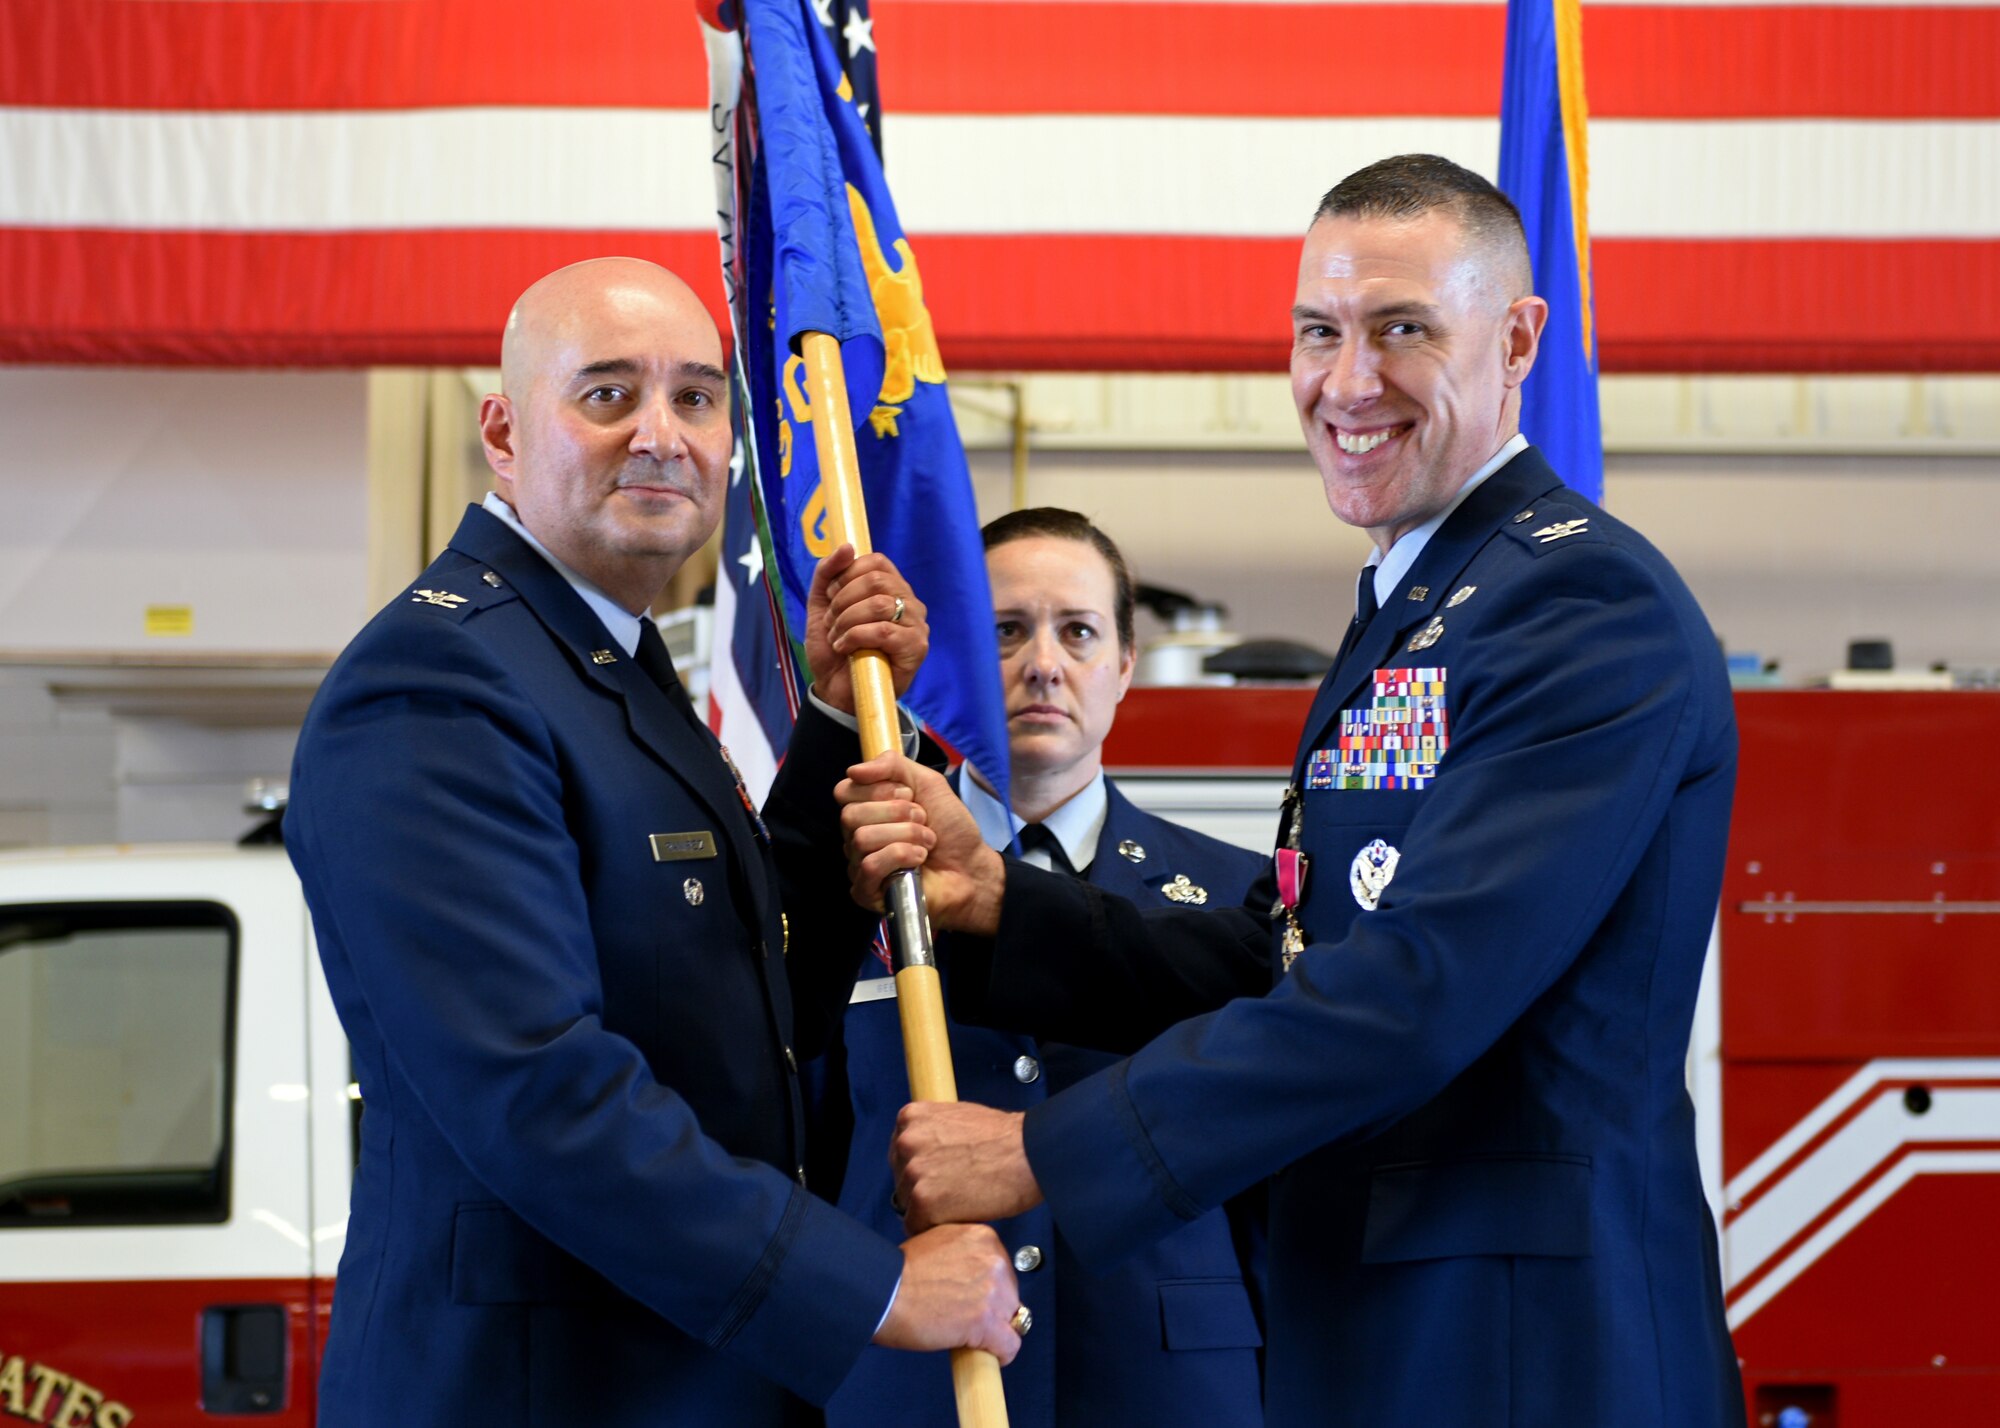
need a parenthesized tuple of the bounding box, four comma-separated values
(849, 978, 899, 1005)
(650, 830, 717, 862)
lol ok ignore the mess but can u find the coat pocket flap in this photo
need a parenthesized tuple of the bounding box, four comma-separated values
(1158, 1278, 1264, 1351)
(450, 1201, 615, 1305)
(1361, 1155, 1593, 1264)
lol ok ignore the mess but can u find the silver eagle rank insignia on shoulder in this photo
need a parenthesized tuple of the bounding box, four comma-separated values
(410, 588, 468, 608)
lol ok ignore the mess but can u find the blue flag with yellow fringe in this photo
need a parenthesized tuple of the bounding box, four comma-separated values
(1499, 0, 1605, 505)
(727, 0, 1010, 803)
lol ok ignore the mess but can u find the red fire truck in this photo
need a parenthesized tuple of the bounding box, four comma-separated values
(1, 690, 1994, 1425)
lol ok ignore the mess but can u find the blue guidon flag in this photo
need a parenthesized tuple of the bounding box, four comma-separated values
(702, 0, 1011, 810)
(1499, 0, 1605, 506)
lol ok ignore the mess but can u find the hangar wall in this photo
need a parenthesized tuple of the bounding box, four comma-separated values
(0, 368, 367, 847)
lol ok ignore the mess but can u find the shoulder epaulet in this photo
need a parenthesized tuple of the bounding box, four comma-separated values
(399, 568, 519, 622)
(1497, 496, 1606, 557)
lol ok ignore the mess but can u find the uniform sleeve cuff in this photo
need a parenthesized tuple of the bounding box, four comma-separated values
(804, 686, 921, 755)
(713, 1187, 906, 1404)
(1024, 1060, 1204, 1271)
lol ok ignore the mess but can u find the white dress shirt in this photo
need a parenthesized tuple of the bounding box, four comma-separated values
(483, 492, 650, 654)
(1363, 432, 1530, 610)
(960, 763, 1108, 874)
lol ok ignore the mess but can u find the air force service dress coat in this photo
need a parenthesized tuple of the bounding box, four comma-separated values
(286, 507, 902, 1428)
(822, 778, 1268, 1428)
(943, 449, 1748, 1427)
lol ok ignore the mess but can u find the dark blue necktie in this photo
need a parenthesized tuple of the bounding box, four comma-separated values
(1018, 823, 1078, 878)
(1334, 564, 1380, 670)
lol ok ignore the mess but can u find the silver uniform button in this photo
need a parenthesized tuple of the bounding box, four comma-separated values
(1013, 1245, 1043, 1272)
(683, 878, 704, 906)
(1013, 1055, 1041, 1084)
(796, 1165, 808, 1187)
(783, 1046, 798, 1073)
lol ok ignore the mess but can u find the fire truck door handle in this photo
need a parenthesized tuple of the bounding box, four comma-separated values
(200, 1304, 287, 1414)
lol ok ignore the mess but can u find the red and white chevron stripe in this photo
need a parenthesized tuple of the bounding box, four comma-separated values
(1723, 1058, 2000, 1329)
(1, 0, 1994, 369)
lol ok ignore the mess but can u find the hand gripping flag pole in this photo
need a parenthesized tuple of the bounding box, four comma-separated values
(796, 331, 1011, 1428)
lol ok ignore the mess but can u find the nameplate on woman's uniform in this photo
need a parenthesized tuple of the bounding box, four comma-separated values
(849, 979, 899, 1005)
(650, 831, 717, 861)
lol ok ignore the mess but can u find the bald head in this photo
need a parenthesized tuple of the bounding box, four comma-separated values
(500, 257, 725, 401)
(478, 257, 734, 615)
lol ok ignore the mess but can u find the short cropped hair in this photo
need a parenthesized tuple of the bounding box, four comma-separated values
(980, 507, 1136, 655)
(1314, 154, 1533, 298)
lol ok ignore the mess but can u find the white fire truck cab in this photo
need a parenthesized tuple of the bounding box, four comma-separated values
(0, 845, 350, 1428)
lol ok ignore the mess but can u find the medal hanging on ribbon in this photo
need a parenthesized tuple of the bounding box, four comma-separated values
(718, 743, 772, 846)
(1272, 790, 1309, 972)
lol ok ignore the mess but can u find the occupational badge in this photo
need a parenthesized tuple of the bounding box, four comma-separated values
(1446, 585, 1477, 608)
(1161, 874, 1208, 905)
(1407, 617, 1444, 652)
(1349, 838, 1400, 911)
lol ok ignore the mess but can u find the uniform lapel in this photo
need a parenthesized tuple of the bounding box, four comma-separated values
(1290, 449, 1566, 776)
(1086, 783, 1154, 898)
(448, 507, 770, 908)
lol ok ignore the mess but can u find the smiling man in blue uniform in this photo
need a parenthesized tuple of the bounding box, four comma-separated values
(838, 157, 1747, 1426)
(820, 509, 1267, 1428)
(286, 258, 1020, 1428)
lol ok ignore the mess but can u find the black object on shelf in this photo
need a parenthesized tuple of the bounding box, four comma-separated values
(1204, 639, 1334, 682)
(1846, 639, 1894, 672)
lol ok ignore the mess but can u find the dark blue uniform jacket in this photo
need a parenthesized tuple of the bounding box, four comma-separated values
(820, 777, 1268, 1428)
(944, 449, 1748, 1427)
(288, 507, 901, 1428)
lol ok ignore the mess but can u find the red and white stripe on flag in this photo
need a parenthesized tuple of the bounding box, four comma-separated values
(1, 0, 1994, 371)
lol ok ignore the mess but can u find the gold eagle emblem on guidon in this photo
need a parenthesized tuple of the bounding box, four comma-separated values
(847, 184, 946, 438)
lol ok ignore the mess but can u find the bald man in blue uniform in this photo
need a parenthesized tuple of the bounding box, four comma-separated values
(818, 510, 1267, 1428)
(841, 158, 1747, 1427)
(287, 258, 1020, 1428)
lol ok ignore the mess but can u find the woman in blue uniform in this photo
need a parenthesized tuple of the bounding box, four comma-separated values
(816, 509, 1268, 1428)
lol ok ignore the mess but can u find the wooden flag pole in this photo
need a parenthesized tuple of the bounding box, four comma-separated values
(798, 332, 1012, 1428)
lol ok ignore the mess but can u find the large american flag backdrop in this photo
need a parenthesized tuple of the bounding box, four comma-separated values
(2, 0, 1993, 372)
